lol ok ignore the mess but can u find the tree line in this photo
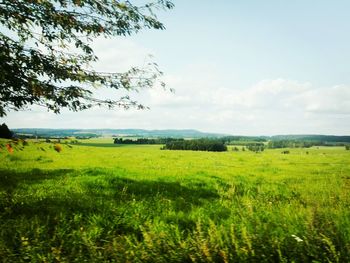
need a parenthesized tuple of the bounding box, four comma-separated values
(0, 123, 13, 139)
(114, 138, 183, 145)
(245, 143, 265, 152)
(113, 137, 350, 152)
(114, 137, 227, 152)
(266, 140, 349, 149)
(162, 139, 227, 152)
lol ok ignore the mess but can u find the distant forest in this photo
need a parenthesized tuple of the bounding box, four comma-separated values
(4, 127, 350, 149)
(162, 139, 227, 152)
(11, 128, 226, 139)
(114, 138, 182, 145)
(113, 136, 350, 152)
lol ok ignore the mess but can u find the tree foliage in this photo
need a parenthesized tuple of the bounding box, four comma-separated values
(114, 137, 181, 144)
(245, 142, 264, 152)
(163, 139, 228, 152)
(0, 0, 174, 116)
(0, 123, 13, 139)
(266, 140, 349, 148)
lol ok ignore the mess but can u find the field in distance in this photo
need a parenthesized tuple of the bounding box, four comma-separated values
(0, 138, 349, 262)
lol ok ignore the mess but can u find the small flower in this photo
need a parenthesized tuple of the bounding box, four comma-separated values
(291, 234, 303, 242)
(6, 144, 13, 154)
(54, 144, 62, 153)
(21, 237, 29, 246)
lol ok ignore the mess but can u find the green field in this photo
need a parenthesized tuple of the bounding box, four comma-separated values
(0, 138, 350, 262)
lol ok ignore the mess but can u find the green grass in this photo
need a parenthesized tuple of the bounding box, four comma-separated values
(0, 138, 350, 262)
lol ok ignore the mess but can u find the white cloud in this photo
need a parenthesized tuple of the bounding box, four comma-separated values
(231, 79, 312, 109)
(149, 75, 350, 116)
(296, 85, 350, 114)
(91, 37, 152, 72)
(2, 43, 350, 135)
(127, 72, 350, 134)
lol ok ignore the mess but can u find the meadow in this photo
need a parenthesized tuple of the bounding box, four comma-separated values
(0, 138, 349, 262)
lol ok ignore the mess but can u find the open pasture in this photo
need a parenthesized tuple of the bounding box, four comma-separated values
(0, 139, 349, 262)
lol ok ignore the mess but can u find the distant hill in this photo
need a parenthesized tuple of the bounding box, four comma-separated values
(270, 134, 350, 142)
(10, 128, 350, 143)
(12, 128, 228, 138)
(222, 135, 350, 143)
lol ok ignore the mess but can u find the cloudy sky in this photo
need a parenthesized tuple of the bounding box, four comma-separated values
(3, 0, 350, 135)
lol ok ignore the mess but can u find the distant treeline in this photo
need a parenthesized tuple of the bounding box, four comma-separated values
(222, 135, 350, 149)
(114, 137, 227, 152)
(14, 134, 97, 140)
(222, 136, 267, 144)
(8, 127, 350, 145)
(162, 139, 227, 152)
(245, 140, 350, 150)
(270, 135, 350, 142)
(113, 136, 350, 151)
(114, 138, 183, 145)
(245, 143, 265, 152)
(224, 135, 350, 145)
(267, 140, 314, 149)
(267, 140, 349, 149)
(12, 128, 100, 138)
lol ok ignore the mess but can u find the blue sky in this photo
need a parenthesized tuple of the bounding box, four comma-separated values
(136, 0, 350, 86)
(3, 0, 350, 135)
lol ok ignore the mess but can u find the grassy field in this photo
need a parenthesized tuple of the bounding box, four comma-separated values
(0, 138, 349, 262)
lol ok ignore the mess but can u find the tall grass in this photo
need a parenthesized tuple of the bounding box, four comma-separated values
(0, 139, 349, 262)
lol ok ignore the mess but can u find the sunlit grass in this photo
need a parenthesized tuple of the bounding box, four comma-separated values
(0, 138, 349, 262)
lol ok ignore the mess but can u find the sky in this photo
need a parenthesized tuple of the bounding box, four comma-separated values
(2, 0, 350, 135)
